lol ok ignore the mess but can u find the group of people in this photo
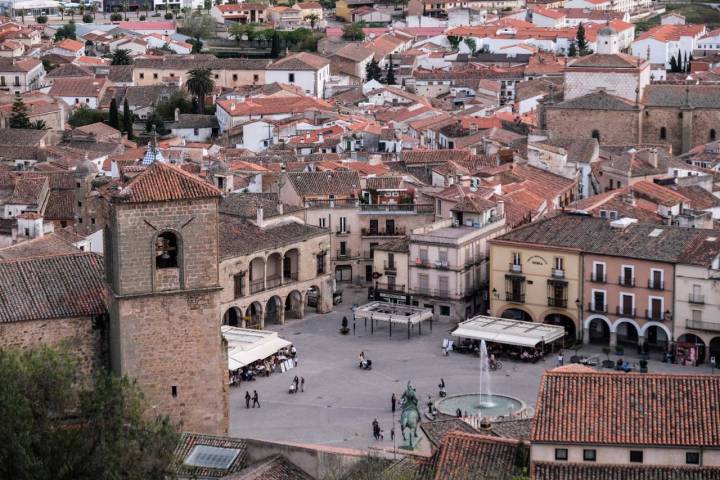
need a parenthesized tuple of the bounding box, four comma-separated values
(289, 375, 305, 394)
(372, 418, 394, 441)
(244, 390, 261, 408)
(358, 351, 372, 369)
(230, 344, 299, 386)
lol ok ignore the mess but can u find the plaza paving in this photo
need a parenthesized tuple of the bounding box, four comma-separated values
(229, 286, 717, 450)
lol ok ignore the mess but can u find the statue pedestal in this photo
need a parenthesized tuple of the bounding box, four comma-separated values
(399, 436, 422, 451)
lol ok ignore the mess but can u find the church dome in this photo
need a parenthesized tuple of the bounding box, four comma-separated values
(598, 26, 617, 36)
(75, 157, 98, 177)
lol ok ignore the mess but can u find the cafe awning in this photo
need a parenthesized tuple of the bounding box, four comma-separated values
(451, 315, 565, 348)
(353, 301, 433, 325)
(222, 326, 291, 370)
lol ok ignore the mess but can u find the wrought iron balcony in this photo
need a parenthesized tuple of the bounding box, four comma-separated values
(689, 294, 705, 304)
(618, 276, 636, 287)
(590, 272, 607, 283)
(588, 302, 607, 313)
(648, 279, 664, 290)
(505, 292, 525, 303)
(616, 306, 636, 318)
(548, 296, 568, 308)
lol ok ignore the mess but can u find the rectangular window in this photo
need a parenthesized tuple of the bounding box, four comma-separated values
(593, 262, 606, 282)
(233, 272, 244, 298)
(419, 248, 429, 262)
(289, 73, 295, 83)
(139, 73, 144, 79)
(438, 276, 449, 296)
(686, 452, 700, 465)
(171, 386, 177, 398)
(650, 269, 663, 289)
(418, 274, 429, 293)
(316, 252, 326, 275)
(339, 216, 347, 233)
(600, 209, 608, 218)
(153, 73, 158, 79)
(369, 219, 379, 233)
(232, 74, 238, 81)
(385, 218, 395, 234)
(583, 449, 596, 462)
(253, 74, 259, 82)
(692, 309, 702, 322)
(649, 297, 663, 321)
(0, 76, 5, 86)
(440, 305, 450, 316)
(621, 265, 634, 286)
(318, 217, 326, 228)
(554, 448, 568, 461)
(438, 249, 448, 265)
(339, 241, 347, 255)
(629, 450, 643, 463)
(512, 252, 521, 265)
(554, 257, 564, 270)
(621, 294, 634, 316)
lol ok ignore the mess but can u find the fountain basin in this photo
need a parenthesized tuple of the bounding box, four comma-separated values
(435, 393, 525, 419)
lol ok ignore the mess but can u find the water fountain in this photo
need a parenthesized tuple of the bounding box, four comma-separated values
(435, 340, 525, 419)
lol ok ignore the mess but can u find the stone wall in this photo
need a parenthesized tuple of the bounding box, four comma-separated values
(0, 316, 103, 374)
(110, 290, 228, 435)
(108, 198, 219, 296)
(545, 107, 641, 146)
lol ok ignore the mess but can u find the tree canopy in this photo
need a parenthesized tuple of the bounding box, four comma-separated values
(111, 48, 132, 65)
(342, 22, 365, 41)
(576, 22, 589, 55)
(9, 96, 31, 129)
(54, 22, 77, 41)
(0, 346, 180, 480)
(365, 58, 382, 82)
(186, 68, 214, 114)
(183, 14, 216, 39)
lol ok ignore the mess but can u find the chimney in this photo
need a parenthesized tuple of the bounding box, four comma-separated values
(496, 199, 505, 219)
(648, 148, 658, 168)
(256, 206, 264, 228)
(174, 107, 180, 122)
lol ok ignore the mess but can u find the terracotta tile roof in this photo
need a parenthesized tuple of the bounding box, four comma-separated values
(46, 62, 93, 78)
(285, 170, 360, 197)
(220, 192, 302, 219)
(643, 85, 720, 108)
(569, 52, 644, 69)
(118, 21, 176, 31)
(217, 96, 333, 117)
(674, 185, 720, 210)
(401, 150, 470, 165)
(9, 176, 46, 205)
(174, 433, 248, 478)
(49, 77, 105, 98)
(231, 454, 313, 480)
(636, 24, 706, 42)
(268, 52, 329, 71)
(366, 175, 403, 190)
(219, 216, 327, 259)
(0, 253, 105, 323)
(533, 7, 566, 19)
(431, 431, 520, 480)
(115, 162, 221, 203)
(551, 90, 638, 111)
(56, 38, 84, 52)
(489, 418, 534, 441)
(420, 418, 479, 447)
(44, 189, 75, 221)
(0, 233, 80, 260)
(534, 462, 720, 479)
(631, 180, 688, 207)
(532, 369, 720, 447)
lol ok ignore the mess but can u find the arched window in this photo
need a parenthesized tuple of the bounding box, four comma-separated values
(591, 130, 600, 141)
(711, 129, 717, 141)
(156, 231, 179, 269)
(660, 127, 667, 140)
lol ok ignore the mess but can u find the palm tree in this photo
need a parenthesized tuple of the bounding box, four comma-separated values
(304, 13, 318, 29)
(185, 68, 214, 114)
(58, 5, 64, 20)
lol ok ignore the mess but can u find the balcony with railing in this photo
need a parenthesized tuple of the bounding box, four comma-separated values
(336, 249, 356, 260)
(588, 302, 608, 313)
(686, 319, 720, 332)
(384, 261, 396, 273)
(648, 279, 664, 290)
(689, 293, 705, 304)
(618, 276, 636, 287)
(415, 257, 450, 269)
(616, 306, 636, 317)
(548, 296, 567, 308)
(551, 269, 565, 279)
(375, 282, 405, 293)
(361, 227, 406, 237)
(646, 309, 670, 321)
(508, 263, 522, 274)
(304, 199, 358, 209)
(590, 272, 607, 283)
(359, 203, 435, 215)
(505, 292, 525, 303)
(250, 279, 265, 294)
(336, 228, 351, 236)
(409, 286, 451, 298)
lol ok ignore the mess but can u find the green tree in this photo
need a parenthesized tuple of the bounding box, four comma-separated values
(261, 28, 275, 46)
(35, 15, 48, 23)
(83, 13, 93, 22)
(687, 53, 693, 73)
(9, 96, 32, 129)
(184, 13, 216, 39)
(304, 13, 319, 28)
(568, 41, 577, 57)
(365, 58, 382, 82)
(270, 30, 281, 58)
(145, 111, 168, 134)
(68, 106, 106, 127)
(464, 36, 477, 55)
(123, 98, 134, 140)
(669, 55, 678, 73)
(32, 119, 46, 130)
(110, 11, 122, 21)
(18, 8, 24, 23)
(111, 48, 132, 65)
(186, 67, 214, 114)
(447, 35, 461, 49)
(385, 55, 396, 85)
(54, 22, 77, 41)
(108, 98, 119, 129)
(230, 23, 255, 43)
(41, 58, 56, 72)
(155, 90, 193, 119)
(342, 22, 365, 41)
(188, 37, 203, 53)
(0, 346, 180, 480)
(576, 22, 588, 55)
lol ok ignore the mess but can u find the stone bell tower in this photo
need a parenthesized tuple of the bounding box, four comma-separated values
(105, 161, 228, 434)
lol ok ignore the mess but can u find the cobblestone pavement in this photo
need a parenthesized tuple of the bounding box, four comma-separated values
(229, 285, 717, 450)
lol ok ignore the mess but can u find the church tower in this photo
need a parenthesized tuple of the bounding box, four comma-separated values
(105, 162, 228, 434)
(596, 26, 620, 55)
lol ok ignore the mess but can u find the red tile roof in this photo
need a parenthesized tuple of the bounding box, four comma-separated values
(532, 370, 720, 447)
(534, 462, 720, 479)
(116, 162, 221, 203)
(636, 24, 706, 42)
(56, 38, 84, 52)
(431, 431, 520, 480)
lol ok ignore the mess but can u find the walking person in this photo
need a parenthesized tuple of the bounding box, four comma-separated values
(300, 377, 305, 392)
(245, 391, 251, 409)
(391, 393, 396, 413)
(293, 375, 299, 390)
(372, 418, 379, 440)
(252, 390, 260, 408)
(557, 351, 564, 367)
(390, 427, 395, 441)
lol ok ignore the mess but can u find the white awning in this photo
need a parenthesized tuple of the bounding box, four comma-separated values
(354, 301, 433, 325)
(222, 326, 291, 371)
(451, 315, 565, 348)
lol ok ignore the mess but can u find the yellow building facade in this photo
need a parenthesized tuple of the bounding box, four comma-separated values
(489, 240, 583, 341)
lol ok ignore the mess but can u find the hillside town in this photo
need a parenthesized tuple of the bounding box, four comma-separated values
(2, 0, 720, 478)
